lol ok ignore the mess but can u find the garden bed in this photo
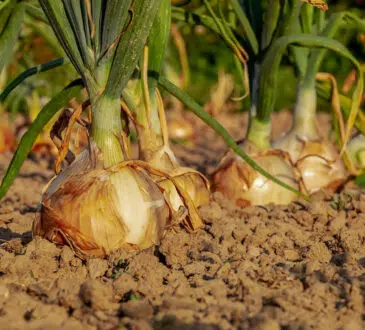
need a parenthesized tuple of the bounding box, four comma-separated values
(0, 112, 364, 330)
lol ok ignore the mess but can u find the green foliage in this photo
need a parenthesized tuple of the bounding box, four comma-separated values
(0, 0, 25, 71)
(355, 173, 365, 187)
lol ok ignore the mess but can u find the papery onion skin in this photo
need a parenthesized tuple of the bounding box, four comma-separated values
(137, 129, 210, 210)
(34, 154, 171, 258)
(212, 151, 299, 207)
(158, 168, 210, 211)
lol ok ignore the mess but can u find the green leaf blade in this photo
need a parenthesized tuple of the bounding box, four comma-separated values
(355, 174, 365, 187)
(0, 58, 67, 102)
(105, 0, 162, 98)
(0, 2, 25, 71)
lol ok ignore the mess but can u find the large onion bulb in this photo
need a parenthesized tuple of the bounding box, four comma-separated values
(33, 143, 202, 258)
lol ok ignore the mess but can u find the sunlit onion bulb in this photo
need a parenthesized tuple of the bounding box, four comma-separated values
(274, 132, 346, 194)
(34, 148, 171, 258)
(212, 149, 299, 207)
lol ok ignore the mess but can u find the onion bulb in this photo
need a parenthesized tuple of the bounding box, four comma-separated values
(33, 142, 203, 259)
(167, 113, 194, 140)
(212, 142, 299, 206)
(142, 142, 210, 210)
(273, 87, 346, 194)
(274, 134, 346, 194)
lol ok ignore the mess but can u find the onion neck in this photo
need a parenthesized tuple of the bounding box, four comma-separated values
(246, 115, 271, 150)
(245, 62, 271, 151)
(137, 93, 165, 153)
(91, 94, 125, 168)
(291, 82, 318, 139)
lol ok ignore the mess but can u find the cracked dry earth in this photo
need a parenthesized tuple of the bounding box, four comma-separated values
(1, 112, 365, 330)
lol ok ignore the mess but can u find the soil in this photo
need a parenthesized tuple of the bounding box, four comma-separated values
(1, 111, 365, 330)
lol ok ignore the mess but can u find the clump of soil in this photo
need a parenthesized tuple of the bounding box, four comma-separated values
(0, 112, 364, 330)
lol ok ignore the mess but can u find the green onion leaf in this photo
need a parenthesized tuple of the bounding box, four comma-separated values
(105, 0, 161, 98)
(258, 34, 363, 125)
(355, 173, 365, 187)
(39, 1, 86, 78)
(229, 0, 258, 55)
(0, 2, 25, 71)
(0, 58, 67, 102)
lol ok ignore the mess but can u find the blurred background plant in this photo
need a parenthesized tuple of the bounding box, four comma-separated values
(2, 0, 364, 123)
(0, 0, 78, 153)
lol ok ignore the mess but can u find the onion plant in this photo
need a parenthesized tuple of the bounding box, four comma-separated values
(0, 0, 212, 259)
(273, 5, 365, 194)
(122, 0, 210, 212)
(210, 0, 314, 206)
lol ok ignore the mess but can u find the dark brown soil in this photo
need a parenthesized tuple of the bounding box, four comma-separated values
(0, 112, 364, 330)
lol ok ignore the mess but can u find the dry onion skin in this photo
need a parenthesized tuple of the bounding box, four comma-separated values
(33, 143, 203, 259)
(158, 167, 210, 211)
(212, 144, 299, 207)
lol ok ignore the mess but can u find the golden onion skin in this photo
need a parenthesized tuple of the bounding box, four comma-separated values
(35, 166, 171, 258)
(212, 151, 299, 207)
(274, 135, 346, 194)
(137, 129, 210, 211)
(158, 167, 210, 211)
